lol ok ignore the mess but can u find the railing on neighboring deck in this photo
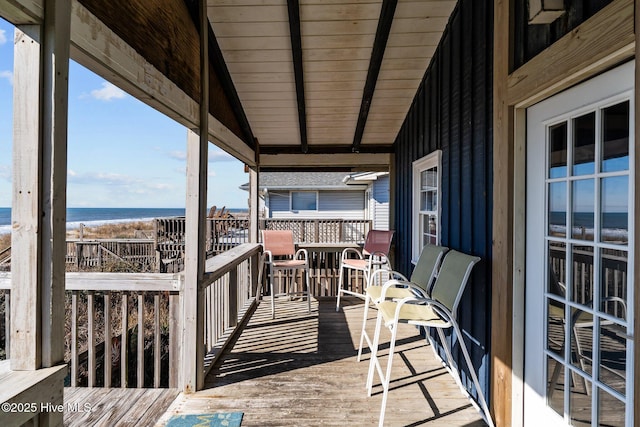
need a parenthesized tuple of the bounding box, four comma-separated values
(0, 243, 262, 391)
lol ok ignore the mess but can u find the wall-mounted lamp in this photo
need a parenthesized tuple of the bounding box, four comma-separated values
(529, 0, 565, 24)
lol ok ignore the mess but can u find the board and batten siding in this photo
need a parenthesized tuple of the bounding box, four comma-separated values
(268, 190, 365, 219)
(392, 0, 493, 406)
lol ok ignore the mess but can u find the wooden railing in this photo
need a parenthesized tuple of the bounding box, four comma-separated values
(549, 245, 628, 318)
(261, 219, 371, 244)
(0, 243, 262, 391)
(66, 239, 157, 272)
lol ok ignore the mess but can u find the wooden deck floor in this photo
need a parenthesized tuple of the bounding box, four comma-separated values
(157, 297, 487, 427)
(63, 387, 178, 426)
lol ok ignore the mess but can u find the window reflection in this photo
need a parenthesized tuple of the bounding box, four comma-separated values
(572, 180, 594, 241)
(598, 321, 627, 396)
(547, 356, 565, 417)
(602, 101, 629, 173)
(571, 246, 593, 307)
(548, 182, 566, 238)
(549, 122, 567, 178)
(548, 242, 566, 297)
(570, 307, 593, 375)
(570, 374, 592, 427)
(573, 112, 595, 176)
(601, 176, 628, 245)
(600, 248, 628, 321)
(598, 389, 625, 427)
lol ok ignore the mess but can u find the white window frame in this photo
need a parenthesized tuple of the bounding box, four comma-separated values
(412, 150, 442, 263)
(290, 191, 318, 211)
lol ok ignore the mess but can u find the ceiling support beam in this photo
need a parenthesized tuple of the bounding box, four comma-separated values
(352, 0, 397, 153)
(287, 0, 308, 153)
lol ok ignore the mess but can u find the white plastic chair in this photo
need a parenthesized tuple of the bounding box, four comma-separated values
(357, 244, 448, 362)
(367, 250, 494, 427)
(335, 230, 394, 311)
(261, 230, 311, 319)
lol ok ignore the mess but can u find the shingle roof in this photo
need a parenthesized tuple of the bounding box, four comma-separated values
(239, 172, 367, 191)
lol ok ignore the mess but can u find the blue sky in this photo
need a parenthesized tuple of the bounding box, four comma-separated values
(0, 19, 249, 209)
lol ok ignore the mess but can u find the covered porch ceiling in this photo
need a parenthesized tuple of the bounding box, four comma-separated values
(0, 0, 456, 170)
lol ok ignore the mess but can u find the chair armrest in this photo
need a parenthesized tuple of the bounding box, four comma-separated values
(295, 248, 309, 263)
(263, 250, 273, 264)
(341, 247, 363, 261)
(378, 279, 429, 300)
(602, 296, 627, 319)
(367, 269, 408, 288)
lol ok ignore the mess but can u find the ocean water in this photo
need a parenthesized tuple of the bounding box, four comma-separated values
(0, 207, 245, 234)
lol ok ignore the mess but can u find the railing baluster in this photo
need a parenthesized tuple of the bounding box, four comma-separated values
(70, 291, 77, 386)
(169, 291, 180, 388)
(121, 292, 128, 388)
(88, 291, 95, 387)
(137, 292, 144, 388)
(154, 293, 161, 388)
(104, 292, 111, 387)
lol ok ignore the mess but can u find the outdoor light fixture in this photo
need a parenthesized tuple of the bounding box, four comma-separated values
(528, 0, 565, 24)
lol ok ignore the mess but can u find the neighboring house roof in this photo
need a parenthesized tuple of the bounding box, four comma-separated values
(240, 172, 369, 192)
(343, 171, 389, 184)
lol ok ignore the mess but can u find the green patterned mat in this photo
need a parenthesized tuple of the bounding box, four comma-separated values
(166, 412, 243, 427)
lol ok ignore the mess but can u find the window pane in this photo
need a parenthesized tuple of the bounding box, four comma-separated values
(570, 374, 592, 427)
(547, 356, 564, 417)
(572, 179, 594, 241)
(548, 241, 566, 297)
(573, 112, 595, 176)
(547, 300, 564, 356)
(549, 122, 567, 178)
(571, 245, 593, 307)
(600, 248, 627, 321)
(291, 192, 316, 210)
(548, 182, 566, 237)
(602, 101, 629, 173)
(601, 176, 628, 245)
(598, 388, 625, 427)
(598, 320, 627, 395)
(571, 307, 593, 375)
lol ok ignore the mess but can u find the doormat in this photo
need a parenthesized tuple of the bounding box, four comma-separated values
(166, 412, 244, 427)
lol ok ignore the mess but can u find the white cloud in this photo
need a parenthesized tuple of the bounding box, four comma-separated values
(0, 29, 7, 45)
(208, 170, 216, 177)
(0, 165, 11, 181)
(169, 151, 186, 161)
(209, 150, 234, 162)
(90, 82, 126, 101)
(0, 70, 13, 85)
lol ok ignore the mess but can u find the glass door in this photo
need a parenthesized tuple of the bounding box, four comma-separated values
(525, 61, 634, 426)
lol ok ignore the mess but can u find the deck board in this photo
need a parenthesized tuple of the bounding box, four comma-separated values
(63, 387, 178, 426)
(157, 297, 486, 426)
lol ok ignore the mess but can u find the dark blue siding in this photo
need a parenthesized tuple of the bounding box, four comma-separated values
(392, 0, 493, 404)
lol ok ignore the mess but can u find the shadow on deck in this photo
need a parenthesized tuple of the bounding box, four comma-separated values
(158, 297, 486, 427)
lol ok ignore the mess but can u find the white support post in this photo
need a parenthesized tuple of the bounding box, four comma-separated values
(11, 0, 70, 372)
(181, 0, 209, 393)
(249, 167, 259, 243)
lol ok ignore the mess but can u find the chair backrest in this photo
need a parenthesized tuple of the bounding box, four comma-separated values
(262, 230, 296, 257)
(429, 250, 480, 319)
(362, 230, 395, 257)
(409, 245, 448, 294)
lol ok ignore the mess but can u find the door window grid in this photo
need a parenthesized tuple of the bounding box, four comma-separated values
(543, 97, 633, 426)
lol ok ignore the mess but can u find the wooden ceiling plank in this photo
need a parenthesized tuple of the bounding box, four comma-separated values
(217, 36, 291, 50)
(0, 0, 43, 24)
(227, 61, 295, 73)
(301, 20, 379, 36)
(304, 59, 370, 72)
(208, 5, 288, 23)
(300, 3, 382, 21)
(393, 1, 457, 19)
(212, 21, 290, 37)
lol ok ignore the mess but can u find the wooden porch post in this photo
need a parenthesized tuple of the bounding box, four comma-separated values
(249, 166, 260, 244)
(11, 0, 70, 371)
(492, 0, 514, 426)
(182, 0, 208, 393)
